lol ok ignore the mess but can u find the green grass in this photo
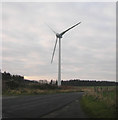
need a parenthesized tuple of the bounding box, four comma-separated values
(80, 86, 117, 118)
(81, 95, 116, 118)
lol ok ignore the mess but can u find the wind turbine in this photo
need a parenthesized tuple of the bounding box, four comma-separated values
(50, 22, 81, 86)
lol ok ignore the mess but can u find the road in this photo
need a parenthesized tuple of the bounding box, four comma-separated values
(2, 92, 87, 118)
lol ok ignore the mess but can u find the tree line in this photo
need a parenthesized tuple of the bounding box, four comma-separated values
(2, 71, 25, 89)
(1, 71, 58, 90)
(61, 79, 117, 86)
(1, 71, 117, 90)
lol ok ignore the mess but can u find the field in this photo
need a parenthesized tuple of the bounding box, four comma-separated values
(2, 84, 83, 96)
(80, 86, 117, 118)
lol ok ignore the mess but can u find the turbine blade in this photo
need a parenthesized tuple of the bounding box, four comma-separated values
(51, 37, 58, 63)
(46, 24, 57, 35)
(60, 22, 81, 36)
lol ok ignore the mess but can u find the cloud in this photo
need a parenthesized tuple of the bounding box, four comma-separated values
(2, 2, 116, 81)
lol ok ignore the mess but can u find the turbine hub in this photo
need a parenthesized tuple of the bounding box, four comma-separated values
(56, 33, 62, 38)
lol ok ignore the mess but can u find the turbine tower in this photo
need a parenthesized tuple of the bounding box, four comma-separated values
(50, 22, 81, 86)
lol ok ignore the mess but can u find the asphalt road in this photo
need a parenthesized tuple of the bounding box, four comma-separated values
(2, 92, 87, 118)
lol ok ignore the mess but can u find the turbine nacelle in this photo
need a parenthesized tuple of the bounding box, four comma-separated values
(56, 33, 62, 38)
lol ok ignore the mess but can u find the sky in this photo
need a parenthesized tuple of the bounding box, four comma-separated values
(2, 2, 116, 81)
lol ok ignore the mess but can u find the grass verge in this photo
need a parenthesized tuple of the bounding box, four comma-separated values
(80, 86, 117, 118)
(2, 86, 83, 96)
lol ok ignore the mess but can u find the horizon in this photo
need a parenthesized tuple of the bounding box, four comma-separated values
(1, 70, 116, 82)
(24, 77, 116, 82)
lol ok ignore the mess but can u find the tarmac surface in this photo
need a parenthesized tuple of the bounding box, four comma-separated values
(2, 92, 88, 118)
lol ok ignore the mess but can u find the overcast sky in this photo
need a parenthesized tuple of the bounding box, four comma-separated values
(2, 2, 116, 81)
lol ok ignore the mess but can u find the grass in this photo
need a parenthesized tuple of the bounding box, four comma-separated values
(2, 85, 83, 96)
(80, 86, 117, 118)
